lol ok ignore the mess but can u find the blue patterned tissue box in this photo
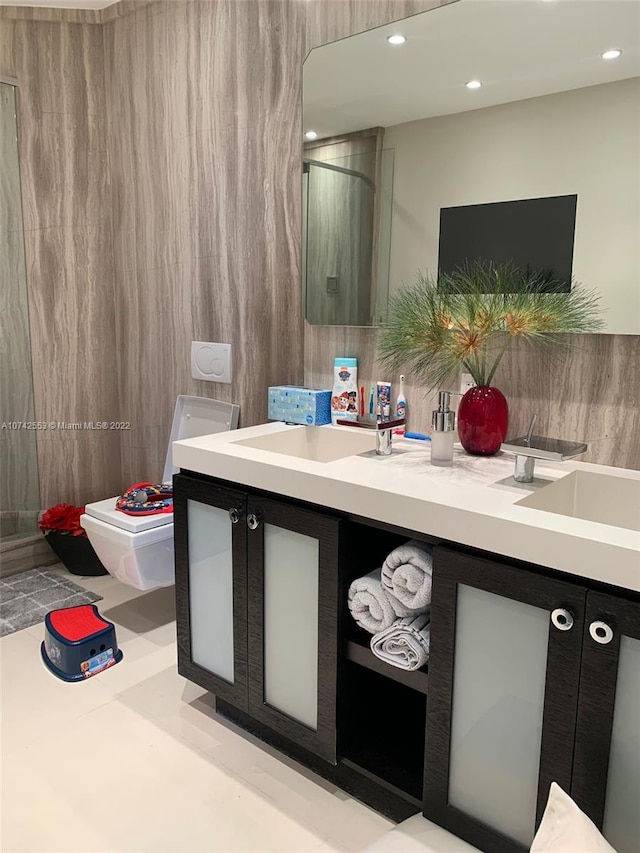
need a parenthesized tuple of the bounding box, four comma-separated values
(268, 387, 332, 426)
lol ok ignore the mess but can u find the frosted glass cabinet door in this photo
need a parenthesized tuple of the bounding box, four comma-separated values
(263, 523, 319, 729)
(572, 592, 640, 853)
(424, 547, 586, 853)
(246, 496, 341, 764)
(447, 584, 549, 846)
(173, 475, 248, 710)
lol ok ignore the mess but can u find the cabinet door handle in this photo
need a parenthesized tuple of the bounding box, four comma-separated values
(551, 608, 574, 631)
(229, 507, 244, 524)
(589, 620, 614, 645)
(247, 513, 262, 531)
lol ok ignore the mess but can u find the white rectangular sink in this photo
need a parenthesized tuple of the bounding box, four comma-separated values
(234, 426, 376, 463)
(516, 471, 640, 532)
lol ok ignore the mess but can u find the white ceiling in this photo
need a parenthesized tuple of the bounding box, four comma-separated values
(303, 0, 640, 138)
(0, 0, 117, 8)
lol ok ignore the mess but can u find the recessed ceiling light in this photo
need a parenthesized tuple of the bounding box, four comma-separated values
(466, 80, 482, 89)
(387, 34, 407, 45)
(602, 49, 622, 60)
(304, 130, 318, 140)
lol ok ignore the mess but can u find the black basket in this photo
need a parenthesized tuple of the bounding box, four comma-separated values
(44, 532, 108, 576)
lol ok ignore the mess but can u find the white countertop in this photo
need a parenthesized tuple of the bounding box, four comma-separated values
(173, 422, 640, 593)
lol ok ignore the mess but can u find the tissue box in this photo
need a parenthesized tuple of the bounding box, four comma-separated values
(268, 387, 332, 426)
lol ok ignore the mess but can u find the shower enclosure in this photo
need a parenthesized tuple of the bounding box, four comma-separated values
(0, 79, 41, 552)
(303, 148, 394, 326)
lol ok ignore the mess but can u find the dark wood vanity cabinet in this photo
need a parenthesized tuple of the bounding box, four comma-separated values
(173, 473, 341, 764)
(174, 473, 639, 848)
(423, 546, 640, 853)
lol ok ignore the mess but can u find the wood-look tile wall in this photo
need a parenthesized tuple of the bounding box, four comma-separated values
(2, 0, 636, 520)
(102, 0, 453, 485)
(103, 0, 307, 483)
(1, 15, 122, 507)
(303, 328, 640, 469)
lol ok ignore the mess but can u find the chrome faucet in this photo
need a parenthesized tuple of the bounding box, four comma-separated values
(501, 415, 587, 483)
(336, 417, 405, 456)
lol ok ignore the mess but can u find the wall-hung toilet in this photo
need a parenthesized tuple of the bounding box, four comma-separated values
(81, 396, 239, 591)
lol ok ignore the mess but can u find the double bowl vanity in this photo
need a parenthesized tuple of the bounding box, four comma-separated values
(172, 422, 639, 853)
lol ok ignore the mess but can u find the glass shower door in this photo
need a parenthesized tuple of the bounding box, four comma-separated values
(304, 148, 394, 327)
(0, 80, 40, 542)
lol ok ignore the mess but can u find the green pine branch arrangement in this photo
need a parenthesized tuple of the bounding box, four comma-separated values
(378, 261, 605, 390)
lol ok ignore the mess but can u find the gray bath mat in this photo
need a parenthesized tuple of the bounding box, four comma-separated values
(0, 567, 103, 638)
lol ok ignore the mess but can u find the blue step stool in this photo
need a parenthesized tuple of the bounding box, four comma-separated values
(41, 604, 123, 682)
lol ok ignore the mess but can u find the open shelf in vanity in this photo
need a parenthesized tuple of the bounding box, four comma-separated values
(340, 517, 432, 693)
(340, 659, 427, 804)
(345, 636, 429, 694)
(338, 518, 433, 805)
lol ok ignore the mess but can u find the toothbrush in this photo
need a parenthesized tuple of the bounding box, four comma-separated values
(368, 386, 375, 417)
(395, 374, 407, 436)
(359, 386, 365, 418)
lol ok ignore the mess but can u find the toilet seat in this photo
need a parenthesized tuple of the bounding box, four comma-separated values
(81, 396, 240, 591)
(84, 497, 173, 533)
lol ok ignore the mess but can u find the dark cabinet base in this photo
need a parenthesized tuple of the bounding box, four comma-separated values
(177, 470, 640, 852)
(216, 698, 421, 823)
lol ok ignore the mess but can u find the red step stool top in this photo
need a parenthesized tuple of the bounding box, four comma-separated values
(49, 605, 110, 642)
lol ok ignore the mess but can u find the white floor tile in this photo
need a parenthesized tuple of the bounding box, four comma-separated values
(1, 572, 455, 853)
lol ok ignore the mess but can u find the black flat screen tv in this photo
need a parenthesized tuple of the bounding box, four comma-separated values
(438, 194, 577, 291)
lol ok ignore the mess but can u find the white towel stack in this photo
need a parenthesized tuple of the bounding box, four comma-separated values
(380, 539, 433, 611)
(348, 541, 433, 671)
(347, 570, 413, 635)
(370, 614, 431, 671)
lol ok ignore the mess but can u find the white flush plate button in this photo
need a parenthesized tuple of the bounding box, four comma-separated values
(191, 342, 232, 383)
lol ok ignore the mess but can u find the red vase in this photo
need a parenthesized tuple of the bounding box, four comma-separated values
(458, 386, 509, 456)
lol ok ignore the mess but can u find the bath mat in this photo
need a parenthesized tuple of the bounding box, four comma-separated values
(0, 567, 103, 638)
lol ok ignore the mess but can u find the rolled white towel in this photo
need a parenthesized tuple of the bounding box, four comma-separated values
(381, 539, 433, 612)
(348, 570, 414, 635)
(370, 614, 431, 671)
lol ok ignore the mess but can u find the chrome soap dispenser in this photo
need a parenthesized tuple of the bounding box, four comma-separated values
(431, 391, 455, 466)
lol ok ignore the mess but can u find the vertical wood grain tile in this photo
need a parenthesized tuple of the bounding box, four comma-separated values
(6, 18, 120, 508)
(0, 18, 16, 76)
(102, 16, 137, 278)
(545, 335, 640, 469)
(18, 111, 109, 231)
(492, 336, 555, 441)
(98, 1, 156, 25)
(36, 432, 123, 507)
(105, 0, 307, 451)
(11, 20, 105, 117)
(23, 225, 116, 368)
(0, 7, 101, 25)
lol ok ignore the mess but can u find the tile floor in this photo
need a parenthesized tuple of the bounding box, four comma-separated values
(1, 567, 471, 853)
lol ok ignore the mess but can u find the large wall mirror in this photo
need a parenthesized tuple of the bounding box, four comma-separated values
(302, 0, 640, 333)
